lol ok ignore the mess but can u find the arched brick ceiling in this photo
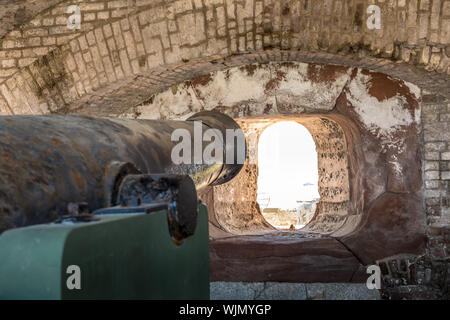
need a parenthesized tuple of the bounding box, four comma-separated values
(0, 0, 64, 39)
(0, 0, 449, 116)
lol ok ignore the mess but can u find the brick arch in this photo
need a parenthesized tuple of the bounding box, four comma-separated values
(207, 115, 354, 237)
(0, 0, 449, 116)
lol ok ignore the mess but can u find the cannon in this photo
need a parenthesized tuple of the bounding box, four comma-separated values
(0, 111, 246, 299)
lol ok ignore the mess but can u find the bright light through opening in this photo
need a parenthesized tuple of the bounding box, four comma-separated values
(257, 122, 319, 229)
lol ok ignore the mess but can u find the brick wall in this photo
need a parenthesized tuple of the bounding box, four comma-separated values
(0, 0, 449, 95)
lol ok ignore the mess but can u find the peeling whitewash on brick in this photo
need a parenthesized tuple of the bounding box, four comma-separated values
(130, 62, 352, 119)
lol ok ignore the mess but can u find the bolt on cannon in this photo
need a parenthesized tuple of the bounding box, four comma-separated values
(0, 111, 246, 299)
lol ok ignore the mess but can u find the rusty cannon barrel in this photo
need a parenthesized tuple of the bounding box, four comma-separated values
(0, 111, 246, 235)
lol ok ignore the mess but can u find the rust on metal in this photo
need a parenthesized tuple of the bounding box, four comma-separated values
(0, 111, 246, 233)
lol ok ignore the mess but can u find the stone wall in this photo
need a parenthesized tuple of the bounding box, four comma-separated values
(376, 254, 448, 299)
(422, 95, 450, 260)
(125, 62, 356, 236)
(205, 114, 352, 235)
(418, 93, 450, 298)
(0, 1, 449, 116)
(0, 0, 149, 81)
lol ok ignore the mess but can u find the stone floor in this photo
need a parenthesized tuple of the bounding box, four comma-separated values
(210, 232, 367, 283)
(210, 282, 381, 300)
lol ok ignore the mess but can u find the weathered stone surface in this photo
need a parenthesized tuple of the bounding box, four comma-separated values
(376, 254, 449, 299)
(207, 114, 352, 236)
(342, 193, 426, 264)
(1, 0, 449, 106)
(305, 283, 380, 300)
(210, 233, 363, 283)
(382, 285, 445, 300)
